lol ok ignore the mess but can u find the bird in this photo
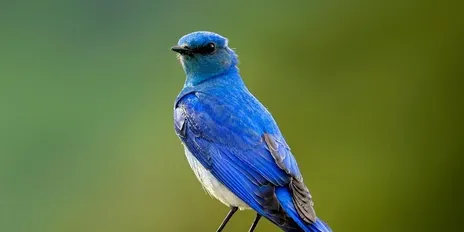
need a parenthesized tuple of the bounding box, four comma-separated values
(171, 31, 332, 232)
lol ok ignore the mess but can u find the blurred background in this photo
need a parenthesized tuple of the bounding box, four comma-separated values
(0, 0, 462, 231)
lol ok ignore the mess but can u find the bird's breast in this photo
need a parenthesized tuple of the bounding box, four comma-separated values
(183, 145, 250, 210)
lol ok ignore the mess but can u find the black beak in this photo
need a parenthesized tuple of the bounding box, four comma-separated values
(171, 45, 192, 55)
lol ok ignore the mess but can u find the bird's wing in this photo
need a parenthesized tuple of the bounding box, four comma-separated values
(174, 91, 317, 226)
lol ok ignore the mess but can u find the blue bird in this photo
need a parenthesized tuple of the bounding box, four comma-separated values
(172, 31, 332, 232)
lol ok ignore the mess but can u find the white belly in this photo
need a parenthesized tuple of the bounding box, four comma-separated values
(183, 145, 250, 210)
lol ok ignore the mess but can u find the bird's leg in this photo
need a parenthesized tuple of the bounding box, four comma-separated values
(248, 214, 262, 232)
(216, 207, 238, 232)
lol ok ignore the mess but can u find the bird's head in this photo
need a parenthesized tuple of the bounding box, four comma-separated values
(171, 31, 238, 85)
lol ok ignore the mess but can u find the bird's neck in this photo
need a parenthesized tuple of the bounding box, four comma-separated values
(184, 65, 240, 88)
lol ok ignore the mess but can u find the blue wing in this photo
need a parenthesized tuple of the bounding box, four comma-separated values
(174, 87, 327, 231)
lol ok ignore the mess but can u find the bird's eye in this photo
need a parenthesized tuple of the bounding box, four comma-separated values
(197, 43, 216, 54)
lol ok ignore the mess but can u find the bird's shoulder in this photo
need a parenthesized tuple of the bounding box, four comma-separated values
(174, 85, 278, 136)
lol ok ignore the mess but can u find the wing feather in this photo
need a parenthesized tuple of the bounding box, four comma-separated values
(174, 90, 316, 227)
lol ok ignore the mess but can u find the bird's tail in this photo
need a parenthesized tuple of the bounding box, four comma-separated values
(275, 187, 332, 232)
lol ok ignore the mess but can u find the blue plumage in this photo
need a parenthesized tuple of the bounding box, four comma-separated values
(172, 31, 331, 232)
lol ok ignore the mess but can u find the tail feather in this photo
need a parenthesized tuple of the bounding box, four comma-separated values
(275, 187, 332, 232)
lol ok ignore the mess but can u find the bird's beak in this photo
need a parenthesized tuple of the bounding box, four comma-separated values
(171, 45, 192, 55)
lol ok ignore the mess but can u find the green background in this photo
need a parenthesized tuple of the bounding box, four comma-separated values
(1, 1, 462, 231)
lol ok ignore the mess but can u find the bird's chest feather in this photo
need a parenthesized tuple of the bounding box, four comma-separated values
(183, 145, 250, 210)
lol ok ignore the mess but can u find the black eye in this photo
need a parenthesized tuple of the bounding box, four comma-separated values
(197, 43, 216, 54)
